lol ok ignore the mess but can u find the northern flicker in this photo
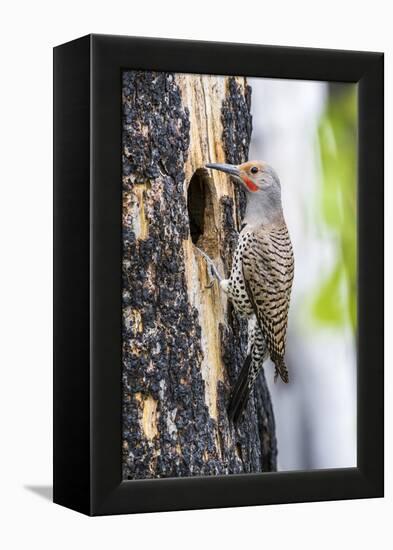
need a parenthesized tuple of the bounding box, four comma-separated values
(205, 161, 294, 423)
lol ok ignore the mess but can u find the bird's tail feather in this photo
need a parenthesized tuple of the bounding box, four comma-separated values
(274, 359, 289, 383)
(227, 354, 253, 424)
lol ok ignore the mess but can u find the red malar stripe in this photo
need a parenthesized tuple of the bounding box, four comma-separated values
(243, 177, 259, 192)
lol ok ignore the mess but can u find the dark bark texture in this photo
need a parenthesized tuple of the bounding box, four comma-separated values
(122, 71, 277, 479)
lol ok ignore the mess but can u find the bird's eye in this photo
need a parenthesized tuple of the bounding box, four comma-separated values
(250, 166, 258, 174)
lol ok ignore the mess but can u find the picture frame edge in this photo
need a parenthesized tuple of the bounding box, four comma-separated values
(53, 34, 384, 516)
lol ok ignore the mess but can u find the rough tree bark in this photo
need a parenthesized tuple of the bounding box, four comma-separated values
(122, 71, 277, 479)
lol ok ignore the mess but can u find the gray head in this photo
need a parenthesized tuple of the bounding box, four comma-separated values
(206, 160, 283, 225)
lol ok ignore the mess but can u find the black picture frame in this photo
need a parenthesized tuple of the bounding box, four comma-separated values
(53, 34, 384, 516)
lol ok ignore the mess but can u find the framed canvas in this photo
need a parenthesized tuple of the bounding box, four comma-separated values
(53, 34, 383, 516)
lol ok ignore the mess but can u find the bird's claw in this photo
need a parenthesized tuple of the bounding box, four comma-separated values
(194, 246, 223, 287)
(205, 264, 217, 288)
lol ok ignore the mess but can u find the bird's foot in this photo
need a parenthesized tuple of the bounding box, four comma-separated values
(220, 279, 230, 294)
(194, 247, 223, 287)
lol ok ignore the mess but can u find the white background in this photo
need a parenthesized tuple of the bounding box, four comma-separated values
(0, 1, 390, 548)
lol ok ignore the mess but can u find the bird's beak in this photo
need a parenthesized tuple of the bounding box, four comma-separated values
(206, 163, 241, 178)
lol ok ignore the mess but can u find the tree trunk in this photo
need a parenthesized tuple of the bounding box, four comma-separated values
(122, 71, 277, 479)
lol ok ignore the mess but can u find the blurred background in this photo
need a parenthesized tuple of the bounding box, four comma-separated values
(248, 78, 357, 471)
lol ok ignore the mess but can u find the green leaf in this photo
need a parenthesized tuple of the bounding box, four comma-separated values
(311, 86, 357, 331)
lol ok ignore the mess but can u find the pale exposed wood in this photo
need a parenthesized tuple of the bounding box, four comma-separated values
(178, 75, 238, 420)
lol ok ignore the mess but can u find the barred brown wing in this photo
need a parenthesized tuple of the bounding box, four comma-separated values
(241, 224, 294, 363)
